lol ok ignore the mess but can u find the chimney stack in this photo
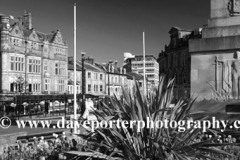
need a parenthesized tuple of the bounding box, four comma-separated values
(123, 68, 126, 74)
(23, 11, 32, 30)
(85, 56, 94, 65)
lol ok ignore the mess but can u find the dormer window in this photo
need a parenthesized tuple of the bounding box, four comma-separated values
(13, 38, 21, 46)
(31, 42, 37, 50)
(112, 66, 114, 73)
(123, 68, 126, 74)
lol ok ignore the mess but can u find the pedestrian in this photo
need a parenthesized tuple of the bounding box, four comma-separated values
(45, 101, 49, 115)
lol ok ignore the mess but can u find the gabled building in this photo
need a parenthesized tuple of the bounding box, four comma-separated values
(82, 57, 106, 96)
(0, 11, 68, 95)
(95, 60, 127, 99)
(157, 27, 198, 101)
(68, 56, 107, 96)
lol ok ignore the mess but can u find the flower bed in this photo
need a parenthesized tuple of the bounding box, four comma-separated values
(0, 132, 88, 160)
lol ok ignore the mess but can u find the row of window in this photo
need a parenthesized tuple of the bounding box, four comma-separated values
(88, 72, 103, 80)
(146, 74, 155, 78)
(10, 56, 66, 76)
(107, 87, 121, 95)
(68, 85, 81, 94)
(55, 48, 65, 55)
(10, 79, 65, 93)
(10, 57, 24, 72)
(55, 63, 65, 76)
(146, 69, 154, 72)
(132, 63, 155, 67)
(44, 79, 50, 91)
(108, 75, 125, 84)
(10, 83, 41, 92)
(11, 38, 67, 53)
(134, 57, 154, 61)
(88, 84, 103, 92)
(12, 38, 39, 50)
(58, 80, 65, 92)
(29, 59, 41, 73)
(44, 79, 65, 92)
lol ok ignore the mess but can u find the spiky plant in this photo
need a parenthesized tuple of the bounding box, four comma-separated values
(79, 76, 233, 160)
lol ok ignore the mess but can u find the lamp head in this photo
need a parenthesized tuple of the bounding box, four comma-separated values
(81, 52, 86, 57)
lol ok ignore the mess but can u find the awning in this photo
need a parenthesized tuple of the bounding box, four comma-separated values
(85, 93, 107, 99)
(68, 80, 81, 85)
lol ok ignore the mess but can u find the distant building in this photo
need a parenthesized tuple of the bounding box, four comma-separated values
(0, 11, 68, 94)
(130, 54, 159, 87)
(68, 57, 106, 96)
(157, 27, 201, 101)
(96, 60, 127, 99)
(83, 57, 106, 96)
(67, 62, 82, 94)
(123, 53, 149, 94)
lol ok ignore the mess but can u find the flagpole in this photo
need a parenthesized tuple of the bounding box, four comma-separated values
(143, 30, 146, 97)
(73, 3, 77, 134)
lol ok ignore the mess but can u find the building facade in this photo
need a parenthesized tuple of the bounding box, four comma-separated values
(123, 53, 149, 94)
(158, 27, 195, 101)
(189, 0, 240, 101)
(130, 54, 159, 87)
(68, 57, 107, 96)
(0, 11, 68, 95)
(83, 57, 106, 96)
(96, 61, 127, 99)
(67, 63, 82, 94)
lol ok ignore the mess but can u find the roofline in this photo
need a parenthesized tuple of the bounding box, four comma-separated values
(134, 55, 157, 60)
(168, 27, 192, 33)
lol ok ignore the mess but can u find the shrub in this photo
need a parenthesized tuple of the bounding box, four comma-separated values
(79, 76, 234, 160)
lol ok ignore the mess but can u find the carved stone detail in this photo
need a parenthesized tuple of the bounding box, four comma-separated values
(228, 0, 240, 16)
(215, 51, 240, 99)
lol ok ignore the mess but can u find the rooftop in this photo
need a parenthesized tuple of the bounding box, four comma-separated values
(134, 55, 157, 60)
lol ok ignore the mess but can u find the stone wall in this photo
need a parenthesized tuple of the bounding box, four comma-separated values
(189, 0, 240, 101)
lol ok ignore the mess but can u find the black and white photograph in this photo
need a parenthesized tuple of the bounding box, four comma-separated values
(1, 0, 240, 159)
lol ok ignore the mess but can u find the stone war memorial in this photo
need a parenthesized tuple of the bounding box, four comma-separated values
(190, 0, 240, 102)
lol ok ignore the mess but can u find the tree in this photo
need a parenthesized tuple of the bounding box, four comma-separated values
(15, 74, 28, 94)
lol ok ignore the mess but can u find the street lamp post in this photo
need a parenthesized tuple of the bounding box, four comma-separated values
(25, 40, 28, 94)
(81, 52, 86, 115)
(22, 102, 28, 115)
(74, 3, 77, 134)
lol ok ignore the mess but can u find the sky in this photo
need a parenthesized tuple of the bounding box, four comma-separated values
(0, 0, 210, 66)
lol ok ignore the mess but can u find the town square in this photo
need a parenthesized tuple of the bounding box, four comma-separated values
(1, 0, 240, 159)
